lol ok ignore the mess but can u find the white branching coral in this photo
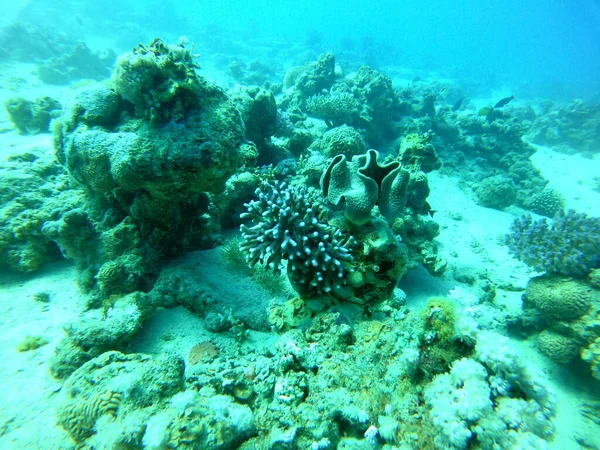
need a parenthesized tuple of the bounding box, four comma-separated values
(240, 181, 355, 295)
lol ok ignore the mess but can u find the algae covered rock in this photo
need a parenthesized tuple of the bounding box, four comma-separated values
(0, 150, 82, 272)
(113, 38, 201, 123)
(4, 96, 61, 134)
(57, 351, 184, 444)
(582, 337, 600, 380)
(50, 293, 148, 379)
(37, 41, 115, 85)
(398, 132, 441, 173)
(230, 85, 278, 145)
(294, 52, 336, 96)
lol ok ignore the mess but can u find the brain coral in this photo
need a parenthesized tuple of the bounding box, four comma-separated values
(524, 274, 593, 321)
(537, 329, 579, 364)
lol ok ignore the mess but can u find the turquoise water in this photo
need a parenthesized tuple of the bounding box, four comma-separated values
(0, 1, 599, 449)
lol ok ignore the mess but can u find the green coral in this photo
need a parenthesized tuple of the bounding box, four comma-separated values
(524, 188, 565, 218)
(308, 125, 366, 158)
(4, 96, 61, 134)
(321, 149, 410, 225)
(113, 38, 201, 123)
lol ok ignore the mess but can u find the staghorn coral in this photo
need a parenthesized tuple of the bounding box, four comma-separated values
(239, 181, 355, 296)
(505, 210, 600, 277)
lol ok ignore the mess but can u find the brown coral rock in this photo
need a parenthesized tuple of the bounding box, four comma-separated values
(524, 274, 593, 321)
(538, 329, 579, 363)
(188, 341, 219, 365)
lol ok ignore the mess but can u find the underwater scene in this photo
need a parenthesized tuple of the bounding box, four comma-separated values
(1, 0, 600, 449)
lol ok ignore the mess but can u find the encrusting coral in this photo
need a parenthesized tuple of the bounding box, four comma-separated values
(112, 37, 202, 123)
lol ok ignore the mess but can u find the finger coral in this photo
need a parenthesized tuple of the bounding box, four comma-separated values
(240, 181, 355, 296)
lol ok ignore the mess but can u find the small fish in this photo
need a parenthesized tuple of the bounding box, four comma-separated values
(493, 95, 514, 108)
(479, 106, 493, 116)
(452, 97, 464, 111)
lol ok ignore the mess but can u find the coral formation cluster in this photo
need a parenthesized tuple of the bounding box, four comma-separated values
(240, 181, 355, 295)
(4, 96, 61, 134)
(505, 210, 600, 277)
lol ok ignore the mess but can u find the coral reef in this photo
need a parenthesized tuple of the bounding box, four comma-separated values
(529, 99, 600, 157)
(52, 38, 255, 298)
(505, 210, 600, 277)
